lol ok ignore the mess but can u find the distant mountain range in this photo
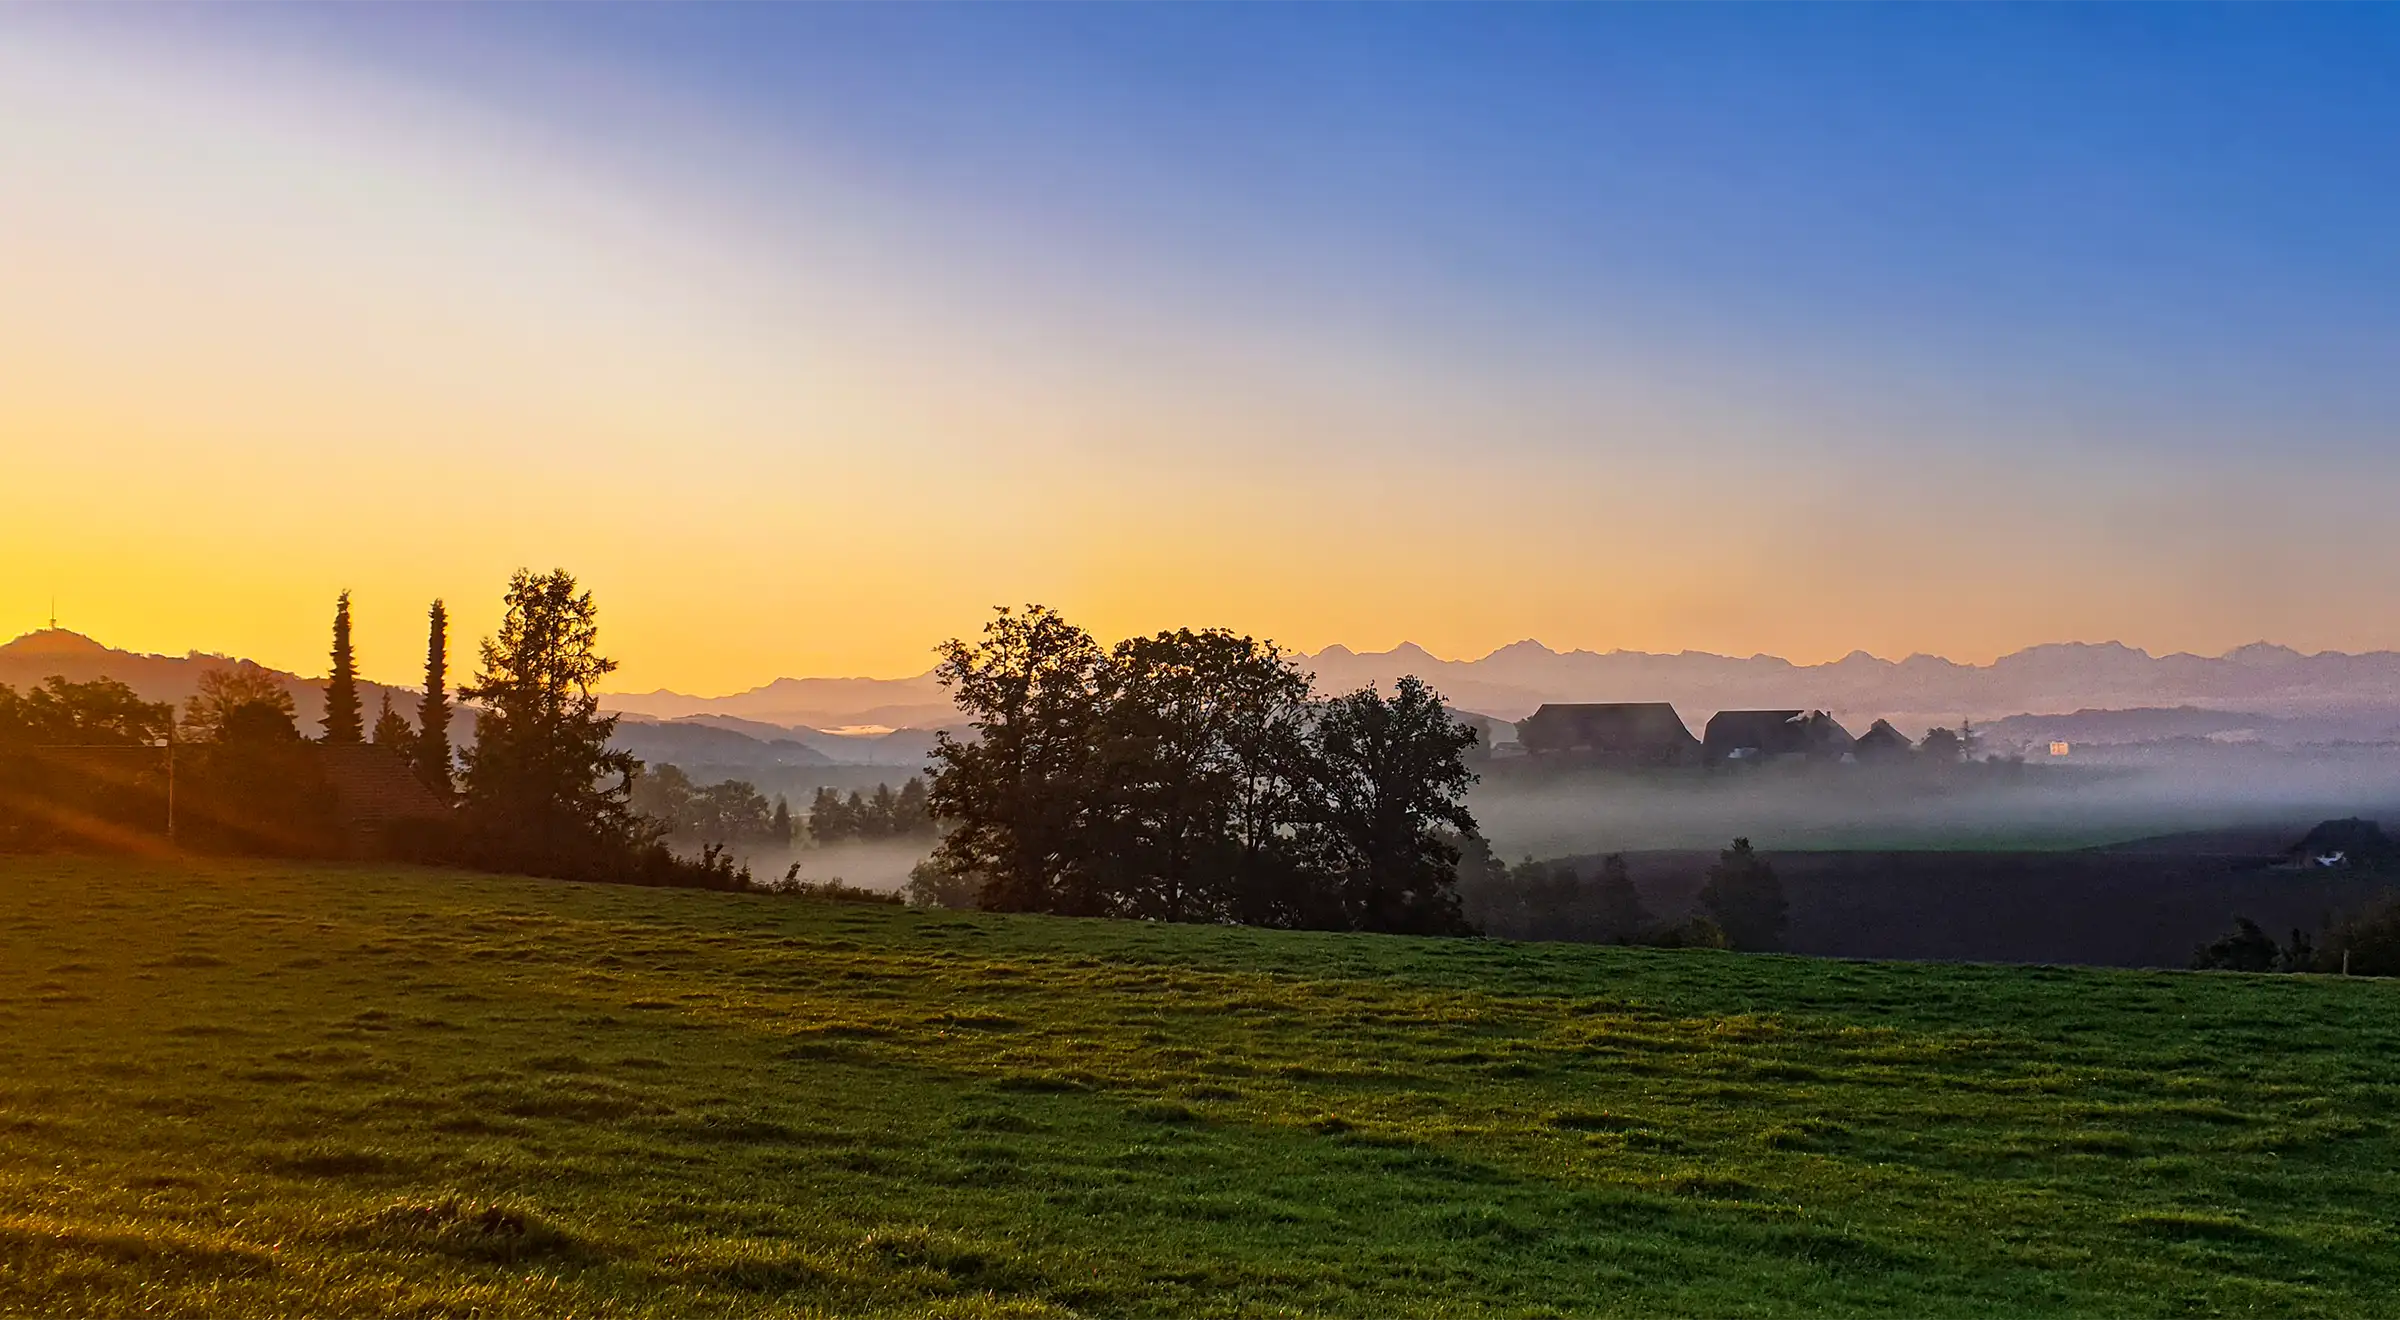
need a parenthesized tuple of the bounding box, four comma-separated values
(598, 637, 2400, 738)
(16, 628, 2400, 756)
(0, 630, 929, 768)
(601, 675, 955, 734)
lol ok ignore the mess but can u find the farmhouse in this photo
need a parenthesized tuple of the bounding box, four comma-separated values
(316, 744, 450, 847)
(1853, 718, 1914, 761)
(1702, 709, 1856, 763)
(1514, 702, 1701, 765)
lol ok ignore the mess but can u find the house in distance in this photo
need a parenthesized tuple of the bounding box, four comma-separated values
(1854, 718, 1915, 762)
(1514, 702, 1701, 766)
(1702, 709, 1857, 763)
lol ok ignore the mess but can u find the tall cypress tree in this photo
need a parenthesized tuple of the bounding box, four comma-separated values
(415, 599, 453, 794)
(322, 590, 363, 745)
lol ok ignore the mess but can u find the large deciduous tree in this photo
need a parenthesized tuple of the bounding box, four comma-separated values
(1301, 676, 1480, 934)
(924, 607, 1485, 934)
(1096, 628, 1316, 925)
(927, 605, 1109, 914)
(182, 667, 295, 744)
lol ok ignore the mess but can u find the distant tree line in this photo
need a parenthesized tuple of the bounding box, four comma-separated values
(1458, 838, 1788, 951)
(2193, 898, 2400, 977)
(632, 764, 793, 846)
(917, 606, 1483, 933)
(807, 779, 933, 843)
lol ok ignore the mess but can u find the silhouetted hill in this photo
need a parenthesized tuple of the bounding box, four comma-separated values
(607, 718, 838, 770)
(609, 715, 944, 770)
(0, 629, 432, 735)
(601, 674, 953, 731)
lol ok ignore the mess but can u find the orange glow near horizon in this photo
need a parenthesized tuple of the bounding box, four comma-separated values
(7, 18, 2398, 694)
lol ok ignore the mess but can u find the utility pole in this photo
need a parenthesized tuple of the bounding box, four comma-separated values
(164, 724, 176, 847)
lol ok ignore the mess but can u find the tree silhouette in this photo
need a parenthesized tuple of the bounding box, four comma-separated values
(1918, 726, 1964, 763)
(2190, 917, 2280, 972)
(457, 569, 639, 865)
(895, 776, 931, 833)
(925, 606, 1482, 934)
(1592, 853, 1653, 942)
(927, 605, 1110, 914)
(415, 599, 453, 795)
(1095, 628, 1317, 925)
(1697, 837, 1787, 951)
(371, 692, 413, 749)
(807, 785, 850, 843)
(321, 590, 363, 745)
(183, 667, 294, 744)
(1303, 676, 1481, 935)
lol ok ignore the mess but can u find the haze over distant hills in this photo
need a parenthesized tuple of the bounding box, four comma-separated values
(15, 628, 2400, 751)
(1298, 640, 2400, 732)
(0, 628, 419, 732)
(599, 638, 2400, 736)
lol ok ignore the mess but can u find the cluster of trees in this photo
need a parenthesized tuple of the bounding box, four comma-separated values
(0, 570, 744, 890)
(1458, 838, 1788, 951)
(1914, 721, 1979, 763)
(631, 765, 793, 845)
(0, 676, 178, 851)
(2194, 897, 2400, 977)
(298, 591, 457, 795)
(921, 606, 1482, 933)
(622, 769, 940, 850)
(807, 779, 933, 843)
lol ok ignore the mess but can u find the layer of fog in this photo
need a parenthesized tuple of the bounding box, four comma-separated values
(660, 747, 2400, 897)
(676, 838, 934, 893)
(1472, 755, 2400, 858)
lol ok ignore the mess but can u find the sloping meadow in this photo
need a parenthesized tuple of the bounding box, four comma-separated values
(2, 859, 2396, 1315)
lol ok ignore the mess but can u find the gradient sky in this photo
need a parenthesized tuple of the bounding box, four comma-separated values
(5, 6, 2398, 691)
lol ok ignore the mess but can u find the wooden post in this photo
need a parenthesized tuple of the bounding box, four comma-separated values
(165, 726, 176, 847)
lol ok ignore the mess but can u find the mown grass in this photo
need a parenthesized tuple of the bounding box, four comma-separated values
(2, 858, 2397, 1316)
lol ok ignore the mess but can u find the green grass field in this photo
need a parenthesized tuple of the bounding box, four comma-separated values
(4, 859, 2398, 1316)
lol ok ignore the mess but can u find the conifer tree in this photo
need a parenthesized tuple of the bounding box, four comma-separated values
(322, 590, 363, 744)
(771, 796, 794, 847)
(371, 692, 414, 749)
(415, 600, 453, 794)
(895, 776, 931, 836)
(1696, 838, 1787, 951)
(808, 786, 847, 843)
(457, 568, 638, 860)
(1591, 853, 1652, 943)
(867, 782, 900, 838)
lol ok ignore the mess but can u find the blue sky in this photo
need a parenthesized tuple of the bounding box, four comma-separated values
(7, 5, 2399, 686)
(397, 2, 2400, 446)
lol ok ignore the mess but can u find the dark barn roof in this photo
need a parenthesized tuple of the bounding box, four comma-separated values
(1854, 719, 1914, 759)
(1515, 703, 1699, 762)
(1703, 710, 1855, 761)
(314, 745, 450, 826)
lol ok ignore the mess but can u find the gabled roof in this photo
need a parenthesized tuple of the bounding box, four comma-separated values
(1855, 719, 1913, 755)
(314, 744, 449, 825)
(1517, 702, 1698, 755)
(1703, 709, 1854, 759)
